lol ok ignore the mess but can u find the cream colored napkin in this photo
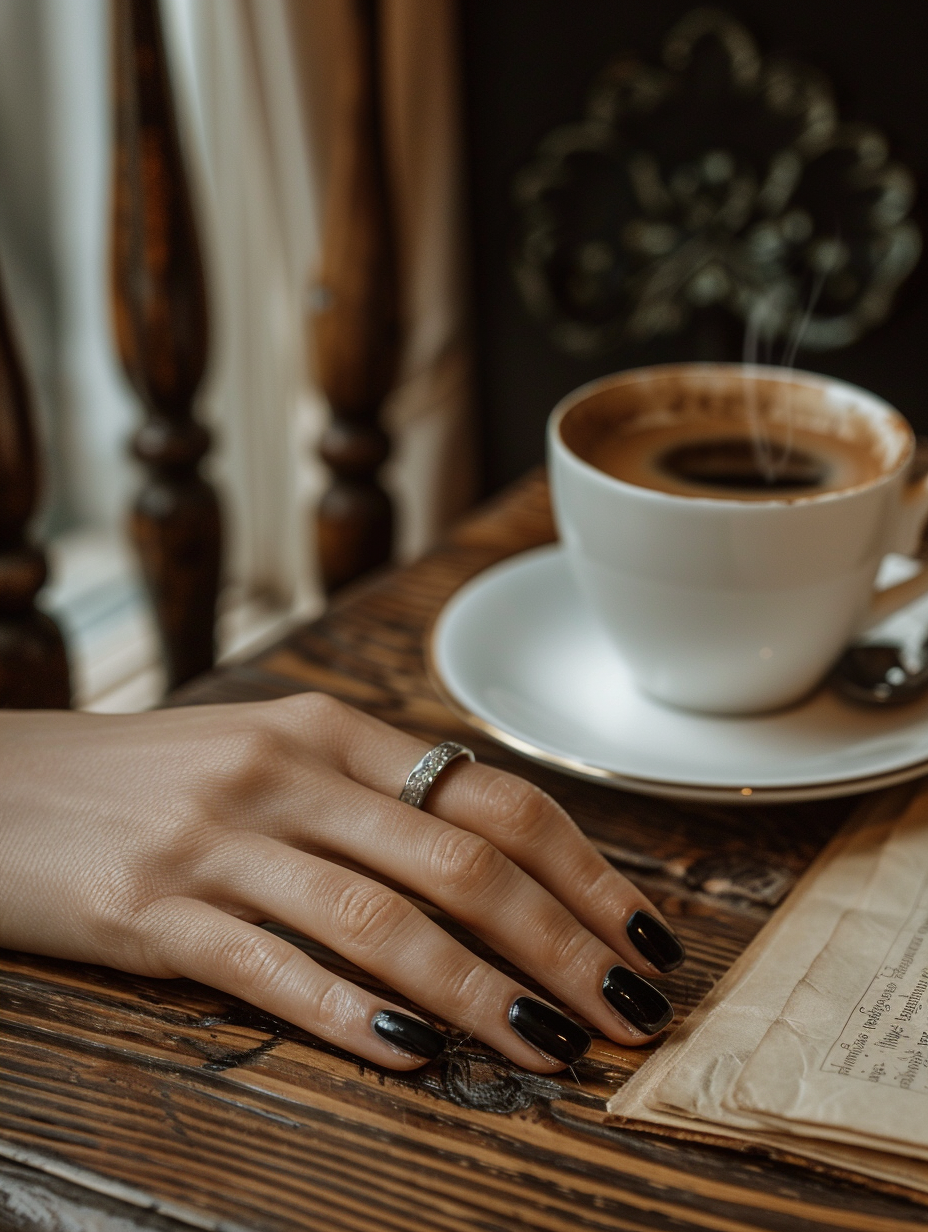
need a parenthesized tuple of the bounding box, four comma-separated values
(608, 784, 928, 1193)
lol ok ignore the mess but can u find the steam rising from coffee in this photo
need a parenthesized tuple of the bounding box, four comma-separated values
(741, 257, 834, 485)
(566, 246, 879, 503)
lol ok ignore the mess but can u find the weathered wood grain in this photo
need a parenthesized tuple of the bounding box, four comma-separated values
(1, 471, 923, 1231)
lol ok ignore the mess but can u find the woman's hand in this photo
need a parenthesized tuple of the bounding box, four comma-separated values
(0, 695, 684, 1071)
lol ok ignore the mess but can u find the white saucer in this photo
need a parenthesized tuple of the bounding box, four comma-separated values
(428, 546, 928, 804)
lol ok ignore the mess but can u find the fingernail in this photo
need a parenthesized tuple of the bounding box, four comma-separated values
(602, 966, 674, 1034)
(626, 910, 686, 973)
(508, 996, 590, 1065)
(371, 1011, 446, 1060)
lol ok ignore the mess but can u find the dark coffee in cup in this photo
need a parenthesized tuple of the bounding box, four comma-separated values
(558, 369, 887, 503)
(574, 418, 883, 501)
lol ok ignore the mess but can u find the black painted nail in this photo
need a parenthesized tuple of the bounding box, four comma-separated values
(602, 966, 674, 1034)
(508, 996, 590, 1065)
(371, 1011, 446, 1060)
(626, 910, 686, 973)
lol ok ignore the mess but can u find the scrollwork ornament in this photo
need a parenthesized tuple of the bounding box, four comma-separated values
(513, 7, 921, 356)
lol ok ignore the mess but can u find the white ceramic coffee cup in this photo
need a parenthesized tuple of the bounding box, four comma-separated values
(548, 363, 928, 714)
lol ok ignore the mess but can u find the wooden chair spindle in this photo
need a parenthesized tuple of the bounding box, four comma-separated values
(110, 0, 220, 690)
(313, 0, 400, 593)
(0, 276, 70, 709)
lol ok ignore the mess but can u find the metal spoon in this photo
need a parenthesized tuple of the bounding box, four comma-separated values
(831, 638, 928, 706)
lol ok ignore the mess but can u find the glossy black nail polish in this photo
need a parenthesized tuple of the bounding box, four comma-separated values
(626, 910, 686, 973)
(372, 1011, 446, 1060)
(602, 966, 674, 1034)
(508, 996, 591, 1064)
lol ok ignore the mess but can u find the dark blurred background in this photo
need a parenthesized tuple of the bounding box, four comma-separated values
(460, 0, 928, 494)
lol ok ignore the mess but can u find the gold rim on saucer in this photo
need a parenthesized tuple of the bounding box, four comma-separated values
(425, 575, 928, 806)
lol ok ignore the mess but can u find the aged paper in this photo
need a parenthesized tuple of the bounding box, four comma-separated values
(822, 892, 928, 1093)
(729, 803, 928, 1158)
(608, 784, 928, 1193)
(613, 788, 901, 1124)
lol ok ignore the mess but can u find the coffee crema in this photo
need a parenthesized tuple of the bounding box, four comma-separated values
(575, 419, 884, 501)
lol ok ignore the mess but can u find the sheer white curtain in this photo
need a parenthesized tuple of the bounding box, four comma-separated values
(0, 0, 473, 708)
(0, 0, 155, 709)
(163, 0, 324, 621)
(0, 0, 136, 536)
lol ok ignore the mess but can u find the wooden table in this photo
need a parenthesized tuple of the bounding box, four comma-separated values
(3, 473, 926, 1231)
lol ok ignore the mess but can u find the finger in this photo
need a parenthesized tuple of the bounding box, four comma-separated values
(211, 836, 593, 1071)
(273, 695, 684, 978)
(427, 765, 687, 977)
(223, 800, 672, 1047)
(139, 896, 449, 1070)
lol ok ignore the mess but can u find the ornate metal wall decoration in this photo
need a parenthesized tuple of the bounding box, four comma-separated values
(512, 8, 921, 357)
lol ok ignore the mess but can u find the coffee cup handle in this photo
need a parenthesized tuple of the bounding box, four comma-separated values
(860, 468, 928, 631)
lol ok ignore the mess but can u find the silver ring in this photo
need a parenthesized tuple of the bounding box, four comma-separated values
(399, 741, 475, 809)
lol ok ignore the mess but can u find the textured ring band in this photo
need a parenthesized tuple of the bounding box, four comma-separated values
(399, 742, 475, 809)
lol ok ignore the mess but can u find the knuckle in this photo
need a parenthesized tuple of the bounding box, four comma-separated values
(330, 883, 413, 952)
(86, 841, 206, 953)
(310, 980, 354, 1032)
(198, 725, 289, 803)
(534, 916, 600, 972)
(430, 829, 510, 900)
(298, 691, 349, 729)
(225, 726, 284, 779)
(481, 776, 561, 847)
(577, 860, 623, 911)
(439, 959, 499, 1020)
(221, 930, 292, 995)
(279, 691, 354, 762)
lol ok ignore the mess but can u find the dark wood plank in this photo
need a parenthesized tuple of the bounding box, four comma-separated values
(311, 0, 399, 593)
(110, 0, 220, 690)
(0, 271, 69, 709)
(2, 471, 924, 1230)
(2, 944, 925, 1232)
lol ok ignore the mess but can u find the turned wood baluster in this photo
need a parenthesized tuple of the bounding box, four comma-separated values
(110, 0, 220, 689)
(313, 0, 399, 592)
(0, 278, 70, 709)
